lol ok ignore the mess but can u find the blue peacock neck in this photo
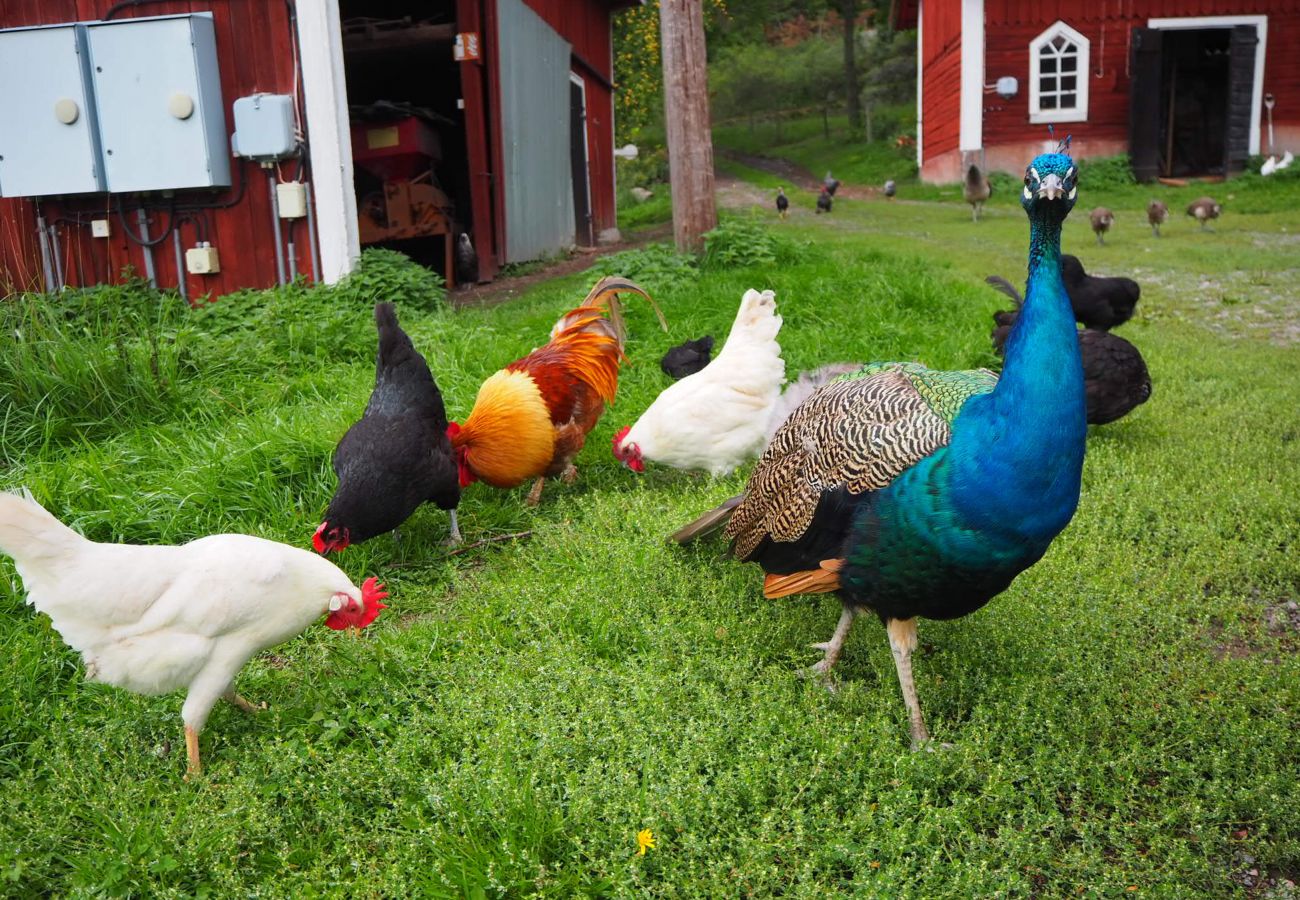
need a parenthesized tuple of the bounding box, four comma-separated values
(947, 210, 1087, 544)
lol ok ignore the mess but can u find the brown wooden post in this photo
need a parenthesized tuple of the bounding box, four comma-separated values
(659, 0, 716, 253)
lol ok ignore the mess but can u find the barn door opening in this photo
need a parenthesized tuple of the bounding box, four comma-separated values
(569, 74, 593, 247)
(1137, 26, 1256, 179)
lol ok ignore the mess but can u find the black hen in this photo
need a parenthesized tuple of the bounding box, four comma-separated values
(816, 189, 832, 214)
(987, 276, 1152, 425)
(660, 335, 714, 380)
(315, 303, 461, 553)
(823, 171, 841, 196)
(455, 233, 479, 287)
(1061, 254, 1139, 330)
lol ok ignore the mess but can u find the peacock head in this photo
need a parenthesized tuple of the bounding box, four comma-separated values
(612, 426, 645, 473)
(1020, 152, 1078, 223)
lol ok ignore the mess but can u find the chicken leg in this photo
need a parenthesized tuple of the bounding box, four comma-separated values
(447, 509, 463, 545)
(525, 477, 546, 506)
(184, 725, 202, 778)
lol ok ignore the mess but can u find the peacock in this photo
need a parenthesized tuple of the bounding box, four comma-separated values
(672, 150, 1086, 748)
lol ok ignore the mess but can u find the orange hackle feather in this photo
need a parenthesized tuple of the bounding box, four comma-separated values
(763, 559, 844, 599)
(450, 371, 555, 488)
(451, 277, 660, 492)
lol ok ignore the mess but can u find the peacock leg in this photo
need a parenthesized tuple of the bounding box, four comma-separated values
(886, 617, 933, 748)
(525, 477, 546, 506)
(447, 509, 463, 545)
(805, 607, 856, 680)
(223, 691, 265, 714)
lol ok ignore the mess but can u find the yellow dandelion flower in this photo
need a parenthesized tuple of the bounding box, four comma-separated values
(636, 828, 656, 856)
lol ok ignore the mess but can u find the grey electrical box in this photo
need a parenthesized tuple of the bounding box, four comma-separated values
(0, 23, 106, 197)
(232, 93, 297, 161)
(86, 13, 229, 192)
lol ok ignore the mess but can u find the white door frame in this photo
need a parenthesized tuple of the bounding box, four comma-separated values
(295, 0, 360, 283)
(1147, 15, 1267, 156)
(568, 71, 592, 243)
(959, 0, 984, 153)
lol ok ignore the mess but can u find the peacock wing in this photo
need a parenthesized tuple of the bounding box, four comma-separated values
(724, 362, 997, 562)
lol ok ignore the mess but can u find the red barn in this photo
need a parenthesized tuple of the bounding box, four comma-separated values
(895, 1, 1300, 183)
(0, 0, 637, 298)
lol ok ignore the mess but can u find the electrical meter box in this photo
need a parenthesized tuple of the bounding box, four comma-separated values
(85, 13, 229, 192)
(232, 93, 297, 161)
(0, 24, 106, 197)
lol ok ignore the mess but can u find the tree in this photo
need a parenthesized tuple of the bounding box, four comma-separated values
(659, 0, 718, 252)
(840, 0, 861, 130)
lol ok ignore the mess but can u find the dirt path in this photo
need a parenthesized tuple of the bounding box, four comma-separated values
(715, 148, 885, 200)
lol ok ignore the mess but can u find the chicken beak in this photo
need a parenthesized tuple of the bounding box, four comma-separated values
(1038, 174, 1065, 201)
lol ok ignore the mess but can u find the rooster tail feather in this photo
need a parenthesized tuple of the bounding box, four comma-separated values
(669, 495, 743, 544)
(577, 276, 668, 345)
(0, 490, 87, 572)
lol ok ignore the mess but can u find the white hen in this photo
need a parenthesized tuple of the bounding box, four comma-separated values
(0, 491, 388, 777)
(613, 288, 784, 476)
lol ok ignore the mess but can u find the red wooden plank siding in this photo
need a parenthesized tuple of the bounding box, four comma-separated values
(0, 0, 303, 298)
(922, 0, 963, 163)
(983, 0, 1300, 154)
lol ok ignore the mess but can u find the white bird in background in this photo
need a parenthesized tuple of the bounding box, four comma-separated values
(0, 491, 388, 778)
(1261, 151, 1294, 176)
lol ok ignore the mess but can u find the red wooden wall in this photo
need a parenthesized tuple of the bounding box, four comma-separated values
(984, 1, 1300, 151)
(0, 0, 303, 299)
(920, 0, 963, 162)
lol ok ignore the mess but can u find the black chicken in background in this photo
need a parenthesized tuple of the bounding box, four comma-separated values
(660, 335, 715, 380)
(455, 232, 479, 288)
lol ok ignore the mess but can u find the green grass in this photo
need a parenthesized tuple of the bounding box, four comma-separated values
(1, 180, 1299, 895)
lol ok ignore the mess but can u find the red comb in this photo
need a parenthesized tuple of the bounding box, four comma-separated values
(312, 521, 328, 554)
(361, 576, 389, 606)
(446, 422, 462, 441)
(612, 426, 630, 456)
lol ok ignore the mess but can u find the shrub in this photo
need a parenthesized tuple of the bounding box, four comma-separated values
(333, 247, 446, 311)
(590, 243, 700, 294)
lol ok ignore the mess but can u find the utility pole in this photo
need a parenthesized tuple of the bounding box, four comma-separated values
(841, 0, 862, 130)
(659, 0, 716, 253)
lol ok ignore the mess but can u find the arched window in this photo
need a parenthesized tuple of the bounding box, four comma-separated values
(1029, 21, 1090, 124)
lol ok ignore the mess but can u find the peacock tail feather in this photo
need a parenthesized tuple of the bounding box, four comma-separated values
(451, 370, 556, 488)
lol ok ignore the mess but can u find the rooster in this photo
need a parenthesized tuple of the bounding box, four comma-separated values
(449, 276, 665, 505)
(0, 491, 388, 777)
(613, 289, 784, 476)
(315, 303, 460, 552)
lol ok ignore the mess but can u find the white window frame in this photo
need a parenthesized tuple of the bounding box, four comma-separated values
(1029, 21, 1090, 125)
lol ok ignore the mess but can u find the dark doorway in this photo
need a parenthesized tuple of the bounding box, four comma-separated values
(569, 76, 593, 247)
(1129, 25, 1256, 181)
(1161, 29, 1230, 177)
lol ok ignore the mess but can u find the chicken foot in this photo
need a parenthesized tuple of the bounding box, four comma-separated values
(223, 691, 265, 714)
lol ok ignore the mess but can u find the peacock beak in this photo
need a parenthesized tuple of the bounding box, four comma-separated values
(1038, 174, 1065, 200)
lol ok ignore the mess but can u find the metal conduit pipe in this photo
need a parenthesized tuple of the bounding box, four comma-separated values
(268, 170, 287, 286)
(48, 226, 65, 291)
(135, 207, 158, 287)
(173, 226, 188, 303)
(304, 181, 321, 283)
(35, 213, 56, 294)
